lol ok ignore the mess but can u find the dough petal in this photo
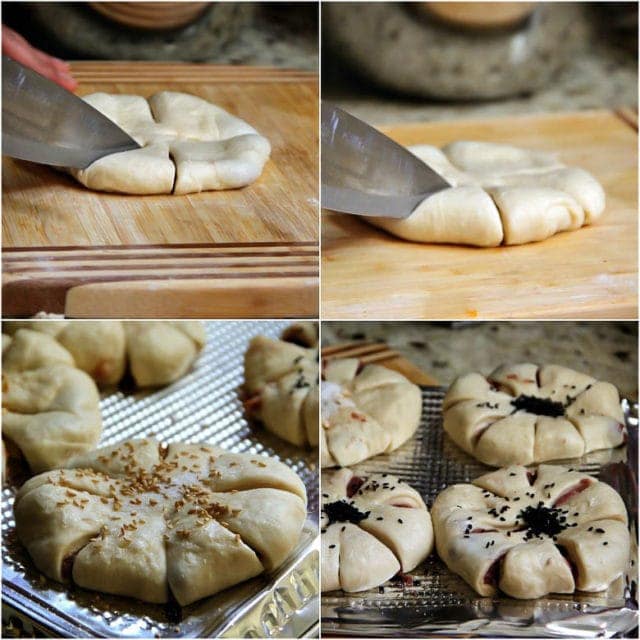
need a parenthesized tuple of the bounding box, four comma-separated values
(71, 143, 175, 195)
(369, 186, 503, 247)
(489, 186, 585, 245)
(171, 135, 271, 194)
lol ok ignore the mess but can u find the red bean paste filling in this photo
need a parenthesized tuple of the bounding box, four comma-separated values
(511, 395, 566, 417)
(346, 476, 366, 498)
(553, 478, 591, 506)
(324, 500, 370, 525)
(484, 553, 505, 586)
(518, 504, 570, 540)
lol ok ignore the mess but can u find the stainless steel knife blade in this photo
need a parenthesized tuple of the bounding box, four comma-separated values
(321, 103, 451, 219)
(2, 56, 140, 169)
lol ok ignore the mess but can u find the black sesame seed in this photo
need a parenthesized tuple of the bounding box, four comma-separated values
(398, 519, 403, 524)
(324, 500, 369, 525)
(328, 544, 336, 549)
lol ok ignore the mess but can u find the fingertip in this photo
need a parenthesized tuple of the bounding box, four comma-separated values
(53, 57, 71, 70)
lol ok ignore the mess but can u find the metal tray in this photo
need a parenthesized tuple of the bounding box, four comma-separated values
(2, 320, 319, 638)
(322, 386, 638, 638)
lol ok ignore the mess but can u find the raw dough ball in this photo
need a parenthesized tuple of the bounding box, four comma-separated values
(431, 464, 629, 598)
(443, 363, 626, 466)
(244, 323, 318, 447)
(321, 359, 422, 467)
(321, 468, 433, 592)
(2, 330, 102, 472)
(3, 321, 206, 388)
(68, 91, 271, 195)
(14, 439, 306, 605)
(369, 141, 605, 246)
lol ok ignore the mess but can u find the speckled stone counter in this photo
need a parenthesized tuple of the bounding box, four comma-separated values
(5, 3, 318, 70)
(322, 322, 638, 400)
(323, 5, 637, 125)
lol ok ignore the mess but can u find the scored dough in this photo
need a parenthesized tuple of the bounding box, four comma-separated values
(321, 358, 422, 467)
(4, 321, 206, 388)
(68, 91, 271, 195)
(368, 141, 605, 246)
(13, 439, 307, 605)
(243, 323, 318, 447)
(2, 329, 102, 473)
(443, 363, 626, 467)
(431, 464, 630, 598)
(2, 321, 205, 472)
(321, 468, 433, 592)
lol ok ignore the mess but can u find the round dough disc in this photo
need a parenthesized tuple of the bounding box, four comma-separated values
(68, 91, 270, 195)
(321, 359, 422, 467)
(443, 363, 626, 466)
(321, 468, 433, 592)
(431, 464, 629, 598)
(14, 439, 307, 605)
(369, 141, 605, 247)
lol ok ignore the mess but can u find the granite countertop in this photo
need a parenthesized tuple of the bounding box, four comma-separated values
(323, 7, 637, 125)
(322, 322, 638, 400)
(4, 3, 318, 70)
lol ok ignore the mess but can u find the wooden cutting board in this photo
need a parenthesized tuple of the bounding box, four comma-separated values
(322, 110, 637, 319)
(321, 340, 439, 386)
(2, 62, 318, 318)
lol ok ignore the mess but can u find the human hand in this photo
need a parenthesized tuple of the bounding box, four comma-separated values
(2, 25, 77, 91)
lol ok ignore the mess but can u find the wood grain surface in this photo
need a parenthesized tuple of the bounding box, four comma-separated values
(321, 340, 439, 386)
(322, 110, 637, 320)
(2, 62, 319, 318)
(4, 242, 318, 318)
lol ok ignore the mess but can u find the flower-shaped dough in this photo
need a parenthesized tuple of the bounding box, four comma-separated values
(3, 329, 102, 473)
(321, 468, 433, 592)
(369, 141, 605, 246)
(243, 323, 318, 447)
(431, 465, 629, 599)
(68, 92, 270, 195)
(443, 363, 625, 467)
(14, 439, 307, 605)
(4, 321, 206, 387)
(321, 359, 422, 467)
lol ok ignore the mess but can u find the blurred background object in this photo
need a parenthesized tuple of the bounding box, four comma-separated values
(2, 1, 318, 69)
(322, 321, 639, 400)
(322, 1, 637, 123)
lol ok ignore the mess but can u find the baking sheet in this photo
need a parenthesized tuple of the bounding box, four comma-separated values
(2, 320, 319, 638)
(321, 387, 639, 638)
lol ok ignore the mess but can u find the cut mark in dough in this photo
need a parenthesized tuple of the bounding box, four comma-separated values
(68, 92, 271, 196)
(368, 141, 605, 247)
